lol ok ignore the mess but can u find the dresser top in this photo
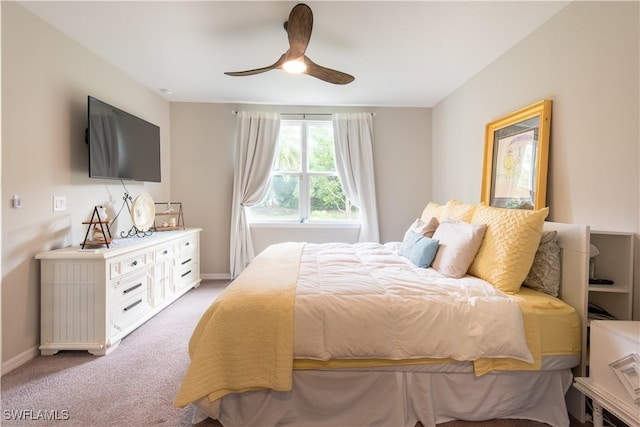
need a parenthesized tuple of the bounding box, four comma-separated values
(36, 228, 201, 260)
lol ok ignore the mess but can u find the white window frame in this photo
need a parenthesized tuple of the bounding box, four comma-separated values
(250, 119, 360, 226)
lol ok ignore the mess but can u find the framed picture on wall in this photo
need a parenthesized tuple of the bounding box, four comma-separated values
(481, 100, 552, 210)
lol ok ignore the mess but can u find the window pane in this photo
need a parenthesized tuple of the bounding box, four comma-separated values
(309, 175, 359, 220)
(248, 175, 300, 221)
(274, 124, 301, 172)
(308, 124, 336, 172)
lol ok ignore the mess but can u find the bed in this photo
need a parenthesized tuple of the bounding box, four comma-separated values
(174, 201, 589, 427)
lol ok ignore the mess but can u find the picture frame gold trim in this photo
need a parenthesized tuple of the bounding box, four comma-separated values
(481, 100, 552, 210)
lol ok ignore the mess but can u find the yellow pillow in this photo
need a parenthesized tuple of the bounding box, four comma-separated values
(468, 205, 549, 294)
(441, 200, 477, 222)
(420, 202, 444, 222)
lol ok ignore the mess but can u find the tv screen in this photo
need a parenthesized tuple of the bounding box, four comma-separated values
(87, 96, 161, 182)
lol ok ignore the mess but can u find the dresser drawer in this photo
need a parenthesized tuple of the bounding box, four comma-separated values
(155, 244, 174, 262)
(177, 234, 198, 255)
(111, 291, 152, 333)
(111, 271, 148, 306)
(176, 251, 196, 270)
(109, 252, 151, 280)
(175, 262, 199, 290)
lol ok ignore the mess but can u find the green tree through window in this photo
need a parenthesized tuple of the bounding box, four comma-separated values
(248, 120, 359, 222)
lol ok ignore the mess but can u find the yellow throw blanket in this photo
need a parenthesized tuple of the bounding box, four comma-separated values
(173, 242, 303, 408)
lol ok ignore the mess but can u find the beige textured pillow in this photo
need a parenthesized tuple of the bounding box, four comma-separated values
(431, 220, 487, 278)
(468, 205, 549, 294)
(441, 200, 477, 222)
(421, 202, 444, 222)
(404, 217, 439, 237)
(420, 217, 439, 237)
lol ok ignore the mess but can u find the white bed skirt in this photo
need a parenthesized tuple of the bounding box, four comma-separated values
(193, 368, 574, 427)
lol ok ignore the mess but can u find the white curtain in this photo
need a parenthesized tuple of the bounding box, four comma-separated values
(230, 111, 281, 278)
(332, 113, 380, 242)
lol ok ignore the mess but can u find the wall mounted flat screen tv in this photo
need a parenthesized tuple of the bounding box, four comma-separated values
(87, 96, 161, 182)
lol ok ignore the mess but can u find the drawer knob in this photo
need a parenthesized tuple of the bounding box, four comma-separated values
(181, 258, 192, 265)
(181, 270, 192, 278)
(162, 250, 168, 255)
(131, 260, 138, 266)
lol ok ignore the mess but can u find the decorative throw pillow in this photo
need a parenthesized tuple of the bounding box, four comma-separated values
(405, 217, 439, 238)
(420, 202, 444, 222)
(407, 236, 440, 268)
(440, 200, 477, 222)
(468, 205, 549, 294)
(523, 231, 561, 297)
(419, 217, 439, 237)
(399, 226, 440, 268)
(399, 229, 424, 258)
(431, 220, 487, 278)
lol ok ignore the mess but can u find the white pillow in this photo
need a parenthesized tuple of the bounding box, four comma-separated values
(431, 220, 487, 278)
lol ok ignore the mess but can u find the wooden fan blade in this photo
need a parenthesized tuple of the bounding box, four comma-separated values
(225, 54, 287, 77)
(286, 3, 313, 59)
(303, 56, 355, 85)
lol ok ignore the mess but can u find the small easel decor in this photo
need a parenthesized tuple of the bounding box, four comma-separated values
(153, 202, 185, 231)
(81, 206, 112, 249)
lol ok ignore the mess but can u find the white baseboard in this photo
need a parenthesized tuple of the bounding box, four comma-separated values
(201, 273, 231, 281)
(2, 345, 39, 376)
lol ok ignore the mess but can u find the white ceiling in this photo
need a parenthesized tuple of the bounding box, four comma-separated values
(20, 1, 569, 107)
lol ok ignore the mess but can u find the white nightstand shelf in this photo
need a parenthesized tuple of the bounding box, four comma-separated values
(574, 377, 639, 427)
(588, 231, 634, 321)
(575, 320, 640, 427)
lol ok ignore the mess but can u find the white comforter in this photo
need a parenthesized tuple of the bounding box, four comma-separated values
(294, 242, 533, 363)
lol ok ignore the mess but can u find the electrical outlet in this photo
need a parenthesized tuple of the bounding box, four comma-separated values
(12, 195, 22, 209)
(53, 196, 67, 212)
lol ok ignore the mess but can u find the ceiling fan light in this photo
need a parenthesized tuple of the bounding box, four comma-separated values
(283, 59, 306, 74)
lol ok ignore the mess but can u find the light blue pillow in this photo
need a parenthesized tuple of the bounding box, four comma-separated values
(399, 230, 424, 258)
(407, 237, 439, 268)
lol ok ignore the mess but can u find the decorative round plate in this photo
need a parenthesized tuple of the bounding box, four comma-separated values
(131, 193, 155, 232)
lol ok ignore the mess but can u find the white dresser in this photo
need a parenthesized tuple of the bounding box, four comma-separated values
(36, 228, 201, 356)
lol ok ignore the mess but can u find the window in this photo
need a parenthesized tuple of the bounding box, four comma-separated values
(248, 120, 359, 223)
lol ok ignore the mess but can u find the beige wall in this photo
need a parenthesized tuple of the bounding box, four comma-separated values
(432, 1, 640, 317)
(169, 103, 236, 277)
(170, 104, 432, 274)
(1, 3, 171, 368)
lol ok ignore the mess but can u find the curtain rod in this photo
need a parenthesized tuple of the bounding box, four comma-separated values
(231, 111, 375, 116)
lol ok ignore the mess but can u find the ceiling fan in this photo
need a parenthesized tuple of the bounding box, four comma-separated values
(224, 3, 355, 85)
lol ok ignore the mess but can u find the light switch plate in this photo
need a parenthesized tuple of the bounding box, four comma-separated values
(53, 196, 67, 212)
